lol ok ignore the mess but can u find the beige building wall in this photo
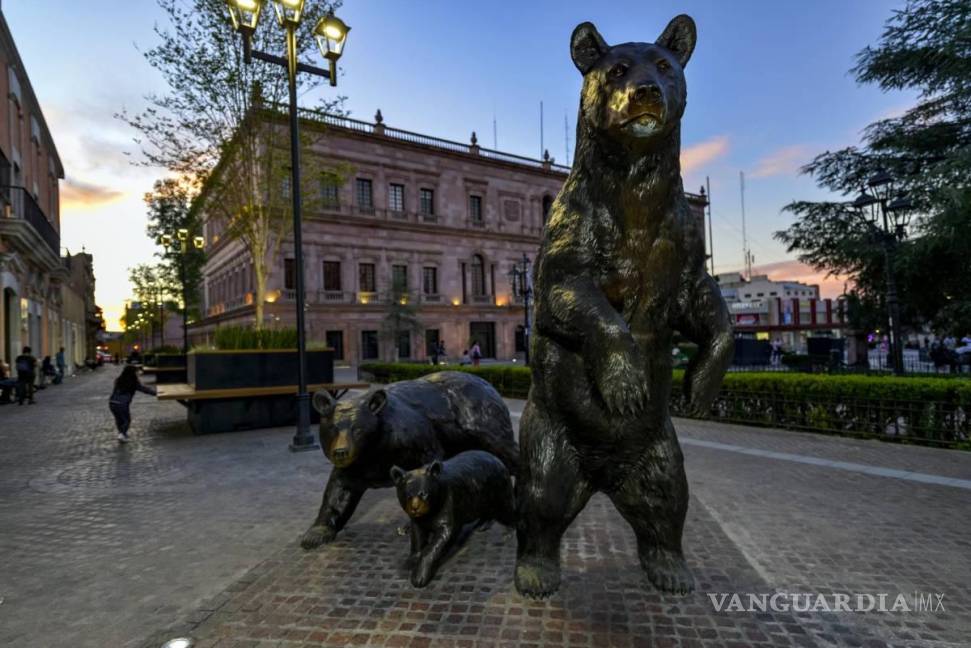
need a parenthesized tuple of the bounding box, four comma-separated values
(194, 109, 708, 364)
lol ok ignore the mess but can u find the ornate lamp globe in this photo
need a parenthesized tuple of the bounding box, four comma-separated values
(272, 0, 306, 25)
(314, 12, 350, 85)
(226, 0, 263, 32)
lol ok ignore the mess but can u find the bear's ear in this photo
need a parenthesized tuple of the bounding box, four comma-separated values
(655, 14, 696, 68)
(367, 389, 388, 414)
(570, 22, 608, 74)
(312, 389, 336, 417)
(427, 460, 443, 477)
(390, 465, 405, 485)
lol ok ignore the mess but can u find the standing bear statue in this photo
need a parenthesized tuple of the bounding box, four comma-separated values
(301, 371, 518, 549)
(514, 15, 734, 598)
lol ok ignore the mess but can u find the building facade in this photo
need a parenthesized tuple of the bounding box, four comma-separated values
(60, 251, 101, 368)
(195, 109, 708, 364)
(715, 272, 846, 352)
(0, 7, 66, 364)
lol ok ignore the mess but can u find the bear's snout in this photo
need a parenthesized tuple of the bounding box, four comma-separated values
(631, 83, 662, 106)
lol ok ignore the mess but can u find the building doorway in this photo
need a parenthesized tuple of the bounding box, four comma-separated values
(469, 321, 495, 359)
(425, 329, 440, 360)
(325, 330, 344, 360)
(361, 330, 379, 360)
(3, 288, 16, 364)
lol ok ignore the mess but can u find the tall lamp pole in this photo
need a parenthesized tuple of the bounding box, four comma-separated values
(161, 230, 205, 354)
(852, 170, 914, 376)
(226, 0, 350, 452)
(508, 254, 533, 365)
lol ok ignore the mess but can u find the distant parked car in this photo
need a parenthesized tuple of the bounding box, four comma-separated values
(96, 349, 113, 364)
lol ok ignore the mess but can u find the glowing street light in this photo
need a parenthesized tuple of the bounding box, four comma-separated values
(224, 1, 351, 452)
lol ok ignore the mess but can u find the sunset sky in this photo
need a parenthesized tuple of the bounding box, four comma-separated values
(3, 0, 914, 329)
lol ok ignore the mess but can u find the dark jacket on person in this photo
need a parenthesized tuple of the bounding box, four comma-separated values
(109, 381, 156, 407)
(15, 354, 36, 378)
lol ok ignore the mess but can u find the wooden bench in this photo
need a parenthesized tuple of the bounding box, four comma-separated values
(157, 382, 369, 434)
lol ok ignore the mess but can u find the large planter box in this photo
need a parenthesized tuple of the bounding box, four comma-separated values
(187, 349, 334, 390)
(154, 353, 186, 368)
(182, 349, 334, 434)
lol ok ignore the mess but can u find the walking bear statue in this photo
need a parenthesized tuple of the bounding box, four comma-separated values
(391, 450, 516, 588)
(301, 371, 518, 549)
(514, 16, 734, 598)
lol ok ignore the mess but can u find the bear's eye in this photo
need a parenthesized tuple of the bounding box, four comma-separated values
(608, 63, 629, 79)
(657, 59, 671, 72)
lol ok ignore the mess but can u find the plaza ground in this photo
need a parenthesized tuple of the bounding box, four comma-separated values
(0, 367, 969, 648)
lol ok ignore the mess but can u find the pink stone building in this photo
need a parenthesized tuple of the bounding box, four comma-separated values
(194, 109, 707, 365)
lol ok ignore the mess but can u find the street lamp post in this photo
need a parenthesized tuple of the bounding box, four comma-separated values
(508, 254, 533, 365)
(852, 170, 914, 376)
(161, 230, 205, 355)
(225, 0, 350, 452)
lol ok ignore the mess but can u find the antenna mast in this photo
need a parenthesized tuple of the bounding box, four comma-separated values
(740, 171, 752, 279)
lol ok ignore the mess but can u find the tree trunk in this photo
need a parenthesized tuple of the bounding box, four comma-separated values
(253, 258, 267, 330)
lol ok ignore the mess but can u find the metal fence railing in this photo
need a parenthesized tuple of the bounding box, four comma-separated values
(671, 386, 970, 448)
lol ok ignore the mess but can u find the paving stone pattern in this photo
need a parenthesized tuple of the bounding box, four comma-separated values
(1, 367, 968, 647)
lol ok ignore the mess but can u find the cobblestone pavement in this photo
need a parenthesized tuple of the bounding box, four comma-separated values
(2, 369, 970, 647)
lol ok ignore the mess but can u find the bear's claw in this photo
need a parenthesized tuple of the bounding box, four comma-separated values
(514, 558, 561, 599)
(640, 548, 694, 595)
(300, 524, 337, 550)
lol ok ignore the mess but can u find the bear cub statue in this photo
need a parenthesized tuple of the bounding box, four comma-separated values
(514, 15, 734, 599)
(301, 371, 518, 550)
(391, 450, 516, 588)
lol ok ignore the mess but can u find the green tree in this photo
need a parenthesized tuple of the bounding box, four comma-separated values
(121, 0, 346, 328)
(127, 263, 179, 349)
(775, 0, 971, 333)
(144, 178, 206, 318)
(380, 281, 423, 361)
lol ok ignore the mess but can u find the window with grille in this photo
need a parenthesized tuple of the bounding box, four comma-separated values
(392, 264, 408, 292)
(323, 261, 341, 291)
(320, 177, 340, 207)
(471, 255, 486, 295)
(284, 258, 295, 290)
(355, 178, 374, 211)
(361, 330, 379, 360)
(389, 183, 405, 212)
(419, 188, 434, 215)
(358, 263, 376, 292)
(469, 195, 483, 224)
(422, 267, 438, 295)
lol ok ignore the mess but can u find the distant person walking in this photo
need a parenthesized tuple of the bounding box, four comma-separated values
(15, 346, 37, 405)
(56, 346, 67, 383)
(459, 349, 471, 366)
(470, 340, 482, 368)
(109, 365, 156, 443)
(39, 356, 56, 388)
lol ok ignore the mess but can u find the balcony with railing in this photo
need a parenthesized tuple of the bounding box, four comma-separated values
(1, 186, 59, 256)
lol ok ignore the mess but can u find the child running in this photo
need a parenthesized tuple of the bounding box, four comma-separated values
(109, 365, 156, 443)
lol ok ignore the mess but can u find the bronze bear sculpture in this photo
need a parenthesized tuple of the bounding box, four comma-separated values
(391, 450, 516, 588)
(514, 16, 734, 598)
(301, 371, 518, 549)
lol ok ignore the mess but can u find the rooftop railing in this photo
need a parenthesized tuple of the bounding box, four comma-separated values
(283, 105, 573, 174)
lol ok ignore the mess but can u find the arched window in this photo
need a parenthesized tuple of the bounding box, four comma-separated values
(542, 195, 553, 224)
(470, 255, 486, 296)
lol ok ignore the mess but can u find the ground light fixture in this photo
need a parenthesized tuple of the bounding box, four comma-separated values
(225, 1, 350, 451)
(160, 638, 194, 648)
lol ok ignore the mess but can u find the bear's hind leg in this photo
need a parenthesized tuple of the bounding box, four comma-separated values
(515, 403, 591, 599)
(608, 423, 693, 594)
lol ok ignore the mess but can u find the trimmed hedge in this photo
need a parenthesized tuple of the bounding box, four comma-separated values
(359, 362, 971, 448)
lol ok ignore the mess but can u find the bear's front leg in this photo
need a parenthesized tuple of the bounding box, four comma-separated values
(407, 523, 428, 566)
(589, 327, 650, 415)
(300, 470, 365, 550)
(411, 523, 451, 588)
